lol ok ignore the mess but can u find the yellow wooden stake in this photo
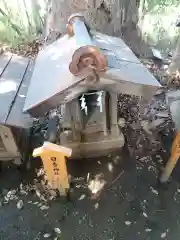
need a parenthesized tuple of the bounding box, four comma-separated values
(160, 132, 180, 183)
(33, 141, 72, 196)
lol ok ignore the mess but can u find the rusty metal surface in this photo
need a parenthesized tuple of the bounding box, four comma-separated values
(67, 13, 85, 36)
(69, 46, 107, 76)
(67, 13, 92, 46)
(67, 13, 107, 76)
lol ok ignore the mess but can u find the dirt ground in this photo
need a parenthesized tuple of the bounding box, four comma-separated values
(0, 143, 180, 240)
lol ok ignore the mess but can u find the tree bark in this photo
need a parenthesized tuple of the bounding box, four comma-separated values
(45, 0, 152, 57)
(30, 0, 43, 34)
(168, 36, 180, 75)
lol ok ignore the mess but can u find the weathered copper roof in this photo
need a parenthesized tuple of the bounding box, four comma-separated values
(24, 18, 161, 117)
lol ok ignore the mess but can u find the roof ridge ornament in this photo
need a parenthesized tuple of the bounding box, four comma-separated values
(67, 13, 107, 77)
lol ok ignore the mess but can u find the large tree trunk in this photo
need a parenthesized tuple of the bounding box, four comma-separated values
(168, 36, 180, 75)
(45, 0, 152, 57)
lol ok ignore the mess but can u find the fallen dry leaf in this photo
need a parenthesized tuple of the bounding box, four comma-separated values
(145, 228, 152, 232)
(161, 232, 167, 238)
(17, 200, 24, 210)
(88, 179, 105, 194)
(143, 212, 148, 218)
(78, 194, 86, 200)
(54, 227, 61, 234)
(150, 187, 158, 195)
(40, 205, 49, 211)
(43, 233, 51, 238)
(124, 221, 131, 226)
(94, 203, 99, 209)
(108, 162, 114, 172)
